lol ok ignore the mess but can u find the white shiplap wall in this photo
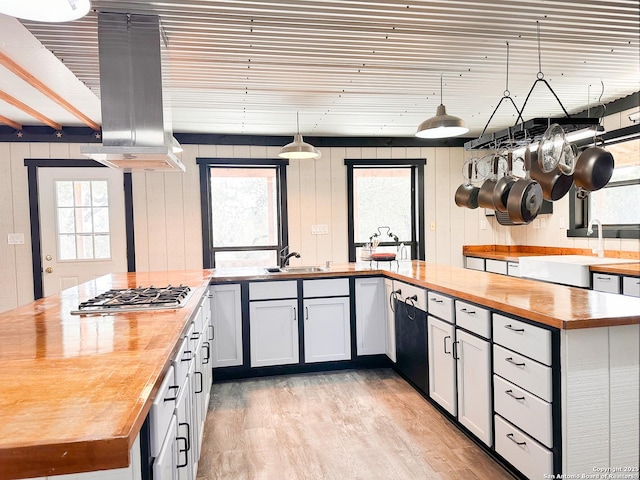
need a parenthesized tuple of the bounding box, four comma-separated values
(1, 128, 639, 312)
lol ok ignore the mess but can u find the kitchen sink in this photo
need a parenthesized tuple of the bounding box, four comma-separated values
(281, 266, 328, 273)
(518, 255, 633, 287)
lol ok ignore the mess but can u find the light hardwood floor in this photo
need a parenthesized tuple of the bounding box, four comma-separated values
(197, 369, 515, 480)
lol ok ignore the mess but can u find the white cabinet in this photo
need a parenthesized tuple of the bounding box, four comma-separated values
(507, 262, 520, 277)
(622, 276, 640, 297)
(456, 329, 492, 446)
(153, 417, 178, 480)
(210, 283, 243, 367)
(486, 259, 508, 275)
(303, 297, 351, 363)
(355, 278, 386, 356)
(592, 273, 621, 294)
(249, 299, 299, 367)
(384, 278, 397, 362)
(427, 316, 456, 416)
(465, 256, 485, 271)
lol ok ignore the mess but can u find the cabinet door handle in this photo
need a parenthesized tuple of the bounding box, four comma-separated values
(505, 357, 526, 367)
(460, 308, 476, 315)
(293, 307, 297, 321)
(305, 306, 309, 320)
(430, 298, 443, 304)
(209, 324, 214, 341)
(202, 342, 211, 364)
(504, 324, 525, 333)
(443, 335, 451, 354)
(176, 436, 189, 468)
(195, 371, 203, 393)
(506, 433, 526, 446)
(505, 389, 525, 401)
(178, 421, 191, 452)
(453, 340, 460, 360)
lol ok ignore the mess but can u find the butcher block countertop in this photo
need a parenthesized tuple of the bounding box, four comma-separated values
(2, 263, 640, 479)
(0, 270, 212, 480)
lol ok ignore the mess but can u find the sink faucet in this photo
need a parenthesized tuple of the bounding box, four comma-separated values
(279, 246, 301, 267)
(587, 218, 604, 258)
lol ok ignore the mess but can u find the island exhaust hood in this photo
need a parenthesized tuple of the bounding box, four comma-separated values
(81, 12, 185, 172)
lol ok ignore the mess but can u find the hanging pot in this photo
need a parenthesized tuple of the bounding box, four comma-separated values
(477, 155, 502, 210)
(455, 159, 480, 209)
(573, 145, 614, 192)
(506, 147, 544, 224)
(529, 149, 574, 201)
(492, 151, 517, 212)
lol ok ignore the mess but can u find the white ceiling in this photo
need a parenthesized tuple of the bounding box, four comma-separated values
(0, 0, 639, 138)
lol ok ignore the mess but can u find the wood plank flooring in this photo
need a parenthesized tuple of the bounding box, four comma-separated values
(196, 369, 515, 480)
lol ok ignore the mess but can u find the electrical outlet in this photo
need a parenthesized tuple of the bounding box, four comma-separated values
(540, 217, 547, 228)
(559, 217, 566, 229)
(311, 224, 329, 235)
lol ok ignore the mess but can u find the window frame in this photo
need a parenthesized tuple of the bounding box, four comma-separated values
(568, 130, 640, 240)
(345, 159, 426, 262)
(197, 158, 289, 268)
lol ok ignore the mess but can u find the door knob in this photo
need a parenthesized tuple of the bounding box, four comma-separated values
(45, 267, 53, 274)
(45, 255, 53, 261)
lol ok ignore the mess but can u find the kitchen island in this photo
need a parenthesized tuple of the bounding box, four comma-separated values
(1, 262, 638, 480)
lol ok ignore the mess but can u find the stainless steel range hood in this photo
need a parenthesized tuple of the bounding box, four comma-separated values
(82, 12, 185, 172)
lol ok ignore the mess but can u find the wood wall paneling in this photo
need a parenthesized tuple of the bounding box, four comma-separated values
(181, 145, 202, 270)
(0, 143, 18, 312)
(315, 151, 333, 266)
(131, 171, 149, 272)
(329, 147, 348, 263)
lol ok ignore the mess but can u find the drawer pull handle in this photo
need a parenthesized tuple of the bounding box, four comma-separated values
(505, 389, 525, 401)
(182, 350, 193, 362)
(176, 436, 189, 468)
(596, 276, 611, 281)
(453, 340, 460, 360)
(505, 357, 526, 367)
(504, 324, 525, 333)
(164, 385, 179, 402)
(195, 371, 203, 393)
(460, 308, 476, 315)
(506, 433, 526, 446)
(430, 298, 443, 304)
(443, 335, 451, 354)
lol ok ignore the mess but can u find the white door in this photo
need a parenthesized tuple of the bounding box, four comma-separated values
(304, 297, 351, 363)
(427, 316, 457, 416)
(456, 329, 492, 446)
(249, 299, 299, 367)
(38, 167, 127, 297)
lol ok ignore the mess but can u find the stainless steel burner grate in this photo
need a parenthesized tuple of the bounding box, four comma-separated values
(71, 285, 193, 315)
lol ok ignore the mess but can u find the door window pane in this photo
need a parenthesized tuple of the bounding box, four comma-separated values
(354, 168, 412, 243)
(55, 180, 112, 260)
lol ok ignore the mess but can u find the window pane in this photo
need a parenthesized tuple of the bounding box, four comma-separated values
(56, 181, 74, 207)
(91, 181, 109, 206)
(93, 234, 111, 259)
(93, 208, 110, 233)
(354, 168, 412, 243)
(75, 208, 94, 233)
(74, 181, 92, 206)
(57, 208, 75, 234)
(210, 168, 278, 248)
(590, 183, 640, 225)
(59, 235, 77, 260)
(76, 235, 94, 259)
(214, 250, 277, 268)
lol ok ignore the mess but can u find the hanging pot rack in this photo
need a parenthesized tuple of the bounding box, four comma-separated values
(465, 22, 602, 152)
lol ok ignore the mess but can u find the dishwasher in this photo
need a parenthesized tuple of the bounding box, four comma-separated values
(394, 294, 428, 394)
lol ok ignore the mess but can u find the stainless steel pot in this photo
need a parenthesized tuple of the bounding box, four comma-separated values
(455, 183, 480, 209)
(492, 152, 516, 212)
(477, 156, 501, 210)
(573, 145, 614, 192)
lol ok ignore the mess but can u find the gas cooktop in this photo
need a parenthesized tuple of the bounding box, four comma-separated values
(70, 285, 193, 315)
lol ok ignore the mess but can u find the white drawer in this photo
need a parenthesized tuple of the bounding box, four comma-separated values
(455, 300, 490, 339)
(622, 276, 640, 297)
(494, 375, 553, 448)
(427, 291, 454, 322)
(395, 282, 427, 312)
(495, 415, 553, 480)
(249, 280, 298, 300)
(466, 256, 485, 271)
(486, 259, 508, 275)
(493, 314, 552, 366)
(303, 278, 349, 297)
(172, 334, 192, 388)
(592, 273, 621, 294)
(494, 345, 552, 402)
(149, 365, 178, 457)
(507, 262, 520, 277)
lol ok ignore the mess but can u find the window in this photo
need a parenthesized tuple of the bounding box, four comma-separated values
(570, 137, 640, 238)
(346, 159, 425, 261)
(55, 180, 111, 260)
(198, 159, 289, 268)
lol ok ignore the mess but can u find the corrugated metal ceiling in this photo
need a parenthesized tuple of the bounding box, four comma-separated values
(14, 0, 640, 136)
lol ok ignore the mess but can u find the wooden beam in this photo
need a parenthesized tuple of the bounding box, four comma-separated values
(0, 114, 22, 130)
(0, 90, 62, 130)
(0, 51, 100, 131)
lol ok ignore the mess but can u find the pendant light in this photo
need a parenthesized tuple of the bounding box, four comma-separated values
(0, 0, 91, 22)
(278, 112, 320, 160)
(415, 74, 469, 139)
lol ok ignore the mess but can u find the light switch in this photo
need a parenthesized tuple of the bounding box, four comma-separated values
(7, 233, 24, 245)
(480, 220, 487, 230)
(311, 224, 329, 235)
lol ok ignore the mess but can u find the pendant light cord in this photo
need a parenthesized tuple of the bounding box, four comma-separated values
(537, 21, 543, 78)
(440, 73, 444, 105)
(296, 111, 300, 134)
